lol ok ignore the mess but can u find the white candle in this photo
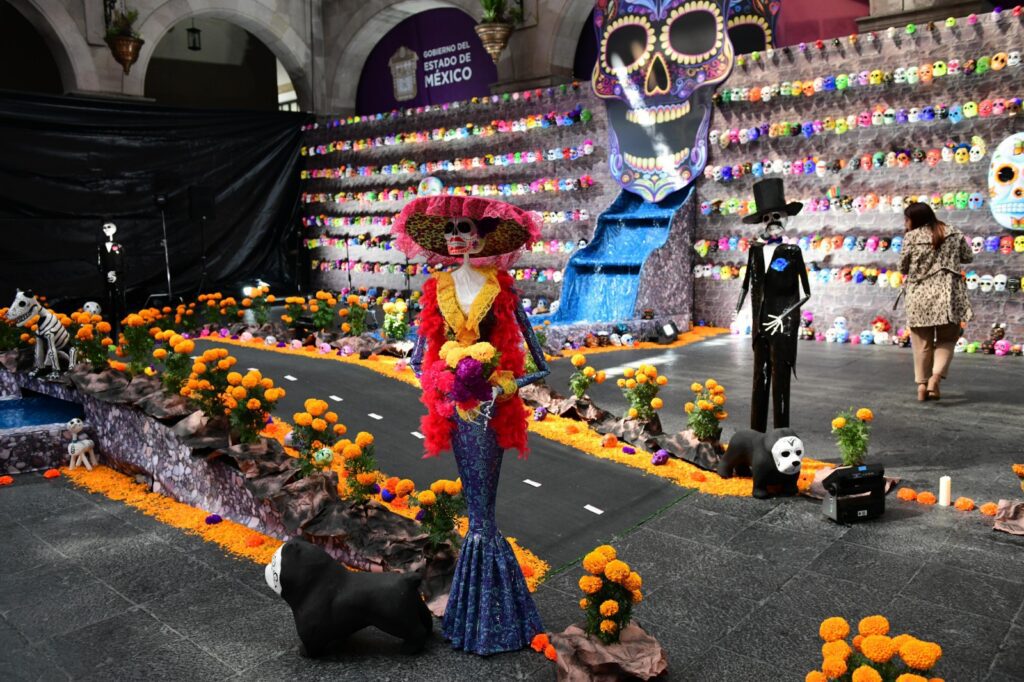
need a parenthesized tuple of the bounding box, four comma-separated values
(939, 476, 952, 506)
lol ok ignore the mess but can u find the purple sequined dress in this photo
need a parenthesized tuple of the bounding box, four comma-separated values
(413, 302, 548, 655)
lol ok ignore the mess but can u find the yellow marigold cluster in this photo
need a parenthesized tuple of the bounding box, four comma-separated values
(861, 635, 896, 664)
(439, 341, 497, 368)
(856, 408, 874, 422)
(858, 615, 890, 637)
(429, 478, 462, 496)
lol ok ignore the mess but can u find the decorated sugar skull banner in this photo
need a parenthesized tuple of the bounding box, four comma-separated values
(593, 0, 734, 202)
(989, 132, 1024, 230)
(726, 0, 781, 52)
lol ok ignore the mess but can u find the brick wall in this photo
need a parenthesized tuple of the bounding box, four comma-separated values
(693, 14, 1024, 342)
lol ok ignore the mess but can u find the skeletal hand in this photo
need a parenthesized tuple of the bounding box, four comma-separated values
(763, 314, 785, 335)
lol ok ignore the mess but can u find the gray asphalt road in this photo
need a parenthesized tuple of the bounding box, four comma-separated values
(194, 340, 687, 570)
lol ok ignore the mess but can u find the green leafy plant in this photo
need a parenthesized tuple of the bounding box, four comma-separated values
(281, 296, 306, 330)
(831, 407, 874, 466)
(616, 363, 666, 421)
(105, 7, 140, 39)
(382, 300, 409, 341)
(479, 0, 522, 23)
(340, 294, 368, 336)
(567, 353, 606, 399)
(578, 545, 643, 645)
(308, 291, 337, 332)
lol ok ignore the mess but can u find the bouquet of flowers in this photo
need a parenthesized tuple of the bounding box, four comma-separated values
(243, 285, 274, 326)
(616, 364, 666, 421)
(340, 293, 368, 336)
(382, 300, 409, 340)
(155, 332, 194, 393)
(218, 296, 242, 322)
(809, 615, 943, 681)
(173, 302, 198, 332)
(684, 378, 728, 440)
(180, 347, 237, 419)
(198, 292, 223, 326)
(70, 312, 114, 369)
(831, 407, 874, 466)
(414, 478, 466, 548)
(119, 311, 158, 374)
(223, 369, 284, 444)
(568, 353, 606, 399)
(578, 544, 643, 644)
(336, 431, 377, 503)
(438, 341, 507, 421)
(308, 290, 337, 331)
(281, 296, 306, 328)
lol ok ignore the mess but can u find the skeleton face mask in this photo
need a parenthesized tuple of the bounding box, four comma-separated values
(1008, 51, 1021, 67)
(969, 193, 984, 210)
(443, 218, 485, 255)
(593, 0, 734, 201)
(966, 271, 979, 289)
(771, 435, 804, 475)
(979, 274, 994, 293)
(988, 132, 1024, 230)
(994, 274, 1008, 291)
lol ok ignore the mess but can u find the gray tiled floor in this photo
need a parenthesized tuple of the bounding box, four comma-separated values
(3, 467, 1023, 680)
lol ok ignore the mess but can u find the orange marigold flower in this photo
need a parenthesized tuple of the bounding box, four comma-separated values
(582, 551, 609, 576)
(342, 444, 362, 460)
(684, 402, 695, 414)
(594, 544, 617, 560)
(246, 398, 261, 410)
(851, 666, 883, 682)
(805, 672, 827, 682)
(579, 598, 589, 609)
(355, 472, 377, 487)
(311, 418, 327, 432)
(899, 640, 942, 670)
(530, 633, 549, 652)
(231, 386, 247, 401)
(954, 497, 975, 511)
(578, 575, 602, 594)
(217, 358, 232, 371)
(544, 644, 556, 661)
(570, 353, 586, 368)
(832, 416, 847, 430)
(355, 431, 374, 448)
(333, 423, 347, 435)
(444, 480, 461, 496)
(916, 491, 937, 505)
(152, 348, 168, 360)
(980, 502, 998, 516)
(822, 639, 852, 661)
(650, 397, 664, 410)
(897, 488, 918, 501)
(242, 373, 260, 389)
(96, 321, 111, 334)
(623, 571, 642, 591)
(599, 600, 619, 617)
(895, 675, 928, 682)
(630, 589, 642, 603)
(1012, 463, 1024, 479)
(819, 617, 851, 642)
(856, 408, 874, 422)
(604, 559, 630, 584)
(858, 615, 890, 637)
(226, 372, 243, 386)
(583, 366, 596, 378)
(396, 479, 415, 497)
(599, 619, 618, 635)
(417, 490, 436, 506)
(821, 656, 847, 679)
(861, 634, 896, 664)
(293, 412, 313, 427)
(324, 411, 338, 424)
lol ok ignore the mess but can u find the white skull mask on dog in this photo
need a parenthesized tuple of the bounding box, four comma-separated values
(771, 435, 804, 475)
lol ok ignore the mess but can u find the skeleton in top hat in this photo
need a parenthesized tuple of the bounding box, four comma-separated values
(736, 179, 810, 432)
(98, 222, 126, 335)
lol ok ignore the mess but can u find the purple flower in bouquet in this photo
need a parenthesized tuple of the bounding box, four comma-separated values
(651, 449, 670, 466)
(450, 357, 492, 404)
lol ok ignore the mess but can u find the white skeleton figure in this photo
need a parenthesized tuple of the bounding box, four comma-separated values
(65, 418, 97, 470)
(4, 290, 76, 377)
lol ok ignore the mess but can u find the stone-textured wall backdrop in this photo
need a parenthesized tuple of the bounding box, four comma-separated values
(299, 86, 619, 309)
(694, 14, 1024, 342)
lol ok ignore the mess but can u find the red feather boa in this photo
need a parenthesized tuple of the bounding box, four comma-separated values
(417, 271, 529, 458)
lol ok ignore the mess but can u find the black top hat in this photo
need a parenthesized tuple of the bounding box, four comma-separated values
(742, 178, 804, 224)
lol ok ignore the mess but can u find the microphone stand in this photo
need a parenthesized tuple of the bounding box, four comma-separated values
(156, 194, 174, 302)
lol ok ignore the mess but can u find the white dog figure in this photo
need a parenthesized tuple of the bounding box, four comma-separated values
(65, 418, 97, 470)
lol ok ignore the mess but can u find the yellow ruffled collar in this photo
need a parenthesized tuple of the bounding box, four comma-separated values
(434, 267, 499, 345)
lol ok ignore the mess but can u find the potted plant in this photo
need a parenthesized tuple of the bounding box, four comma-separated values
(474, 0, 522, 64)
(105, 5, 144, 75)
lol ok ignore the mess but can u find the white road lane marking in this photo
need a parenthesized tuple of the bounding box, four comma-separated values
(284, 375, 298, 381)
(523, 479, 541, 488)
(329, 395, 343, 402)
(411, 431, 425, 439)
(584, 504, 604, 515)
(368, 413, 383, 420)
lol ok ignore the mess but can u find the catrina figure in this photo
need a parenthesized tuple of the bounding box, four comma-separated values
(396, 195, 547, 655)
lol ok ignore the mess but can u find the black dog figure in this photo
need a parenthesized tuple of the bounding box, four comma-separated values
(717, 428, 804, 499)
(266, 538, 432, 657)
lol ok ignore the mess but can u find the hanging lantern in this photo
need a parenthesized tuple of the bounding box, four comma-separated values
(187, 19, 201, 51)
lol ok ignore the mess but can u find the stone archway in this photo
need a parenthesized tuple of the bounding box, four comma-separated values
(548, 0, 595, 77)
(6, 0, 102, 92)
(125, 0, 312, 110)
(323, 0, 481, 113)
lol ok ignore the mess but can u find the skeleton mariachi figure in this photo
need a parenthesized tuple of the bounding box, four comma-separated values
(736, 179, 810, 432)
(98, 222, 126, 335)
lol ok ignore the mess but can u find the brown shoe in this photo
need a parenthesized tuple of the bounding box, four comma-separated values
(917, 384, 928, 402)
(926, 376, 941, 400)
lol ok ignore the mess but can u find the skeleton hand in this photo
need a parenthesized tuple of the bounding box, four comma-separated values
(762, 314, 785, 335)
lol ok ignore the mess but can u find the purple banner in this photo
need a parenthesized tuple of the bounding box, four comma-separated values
(356, 8, 498, 115)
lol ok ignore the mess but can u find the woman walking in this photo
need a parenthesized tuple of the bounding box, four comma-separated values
(898, 202, 973, 401)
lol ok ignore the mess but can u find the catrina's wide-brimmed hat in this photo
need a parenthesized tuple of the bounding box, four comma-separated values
(742, 178, 804, 224)
(392, 196, 541, 269)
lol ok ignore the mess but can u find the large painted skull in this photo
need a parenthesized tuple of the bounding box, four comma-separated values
(988, 132, 1024, 230)
(593, 0, 734, 201)
(725, 0, 778, 52)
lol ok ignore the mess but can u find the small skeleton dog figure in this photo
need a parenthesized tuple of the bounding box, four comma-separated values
(4, 290, 76, 379)
(736, 179, 810, 432)
(65, 418, 97, 470)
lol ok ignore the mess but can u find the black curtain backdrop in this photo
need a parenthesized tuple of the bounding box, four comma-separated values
(0, 92, 312, 309)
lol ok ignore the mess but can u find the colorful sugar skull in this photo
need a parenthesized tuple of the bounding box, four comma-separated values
(906, 66, 919, 84)
(949, 105, 963, 124)
(970, 145, 985, 163)
(950, 192, 963, 209)
(995, 339, 1011, 356)
(933, 60, 947, 77)
(954, 145, 970, 165)
(1000, 236, 1013, 254)
(989, 133, 1024, 230)
(985, 235, 1000, 252)
(1016, 235, 1024, 253)
(963, 101, 978, 118)
(926, 149, 941, 167)
(593, 0, 734, 201)
(869, 69, 882, 85)
(893, 67, 906, 83)
(992, 52, 1008, 71)
(994, 274, 1008, 292)
(965, 271, 979, 290)
(1009, 51, 1021, 67)
(969, 193, 984, 210)
(979, 274, 994, 293)
(979, 100, 993, 118)
(971, 236, 984, 254)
